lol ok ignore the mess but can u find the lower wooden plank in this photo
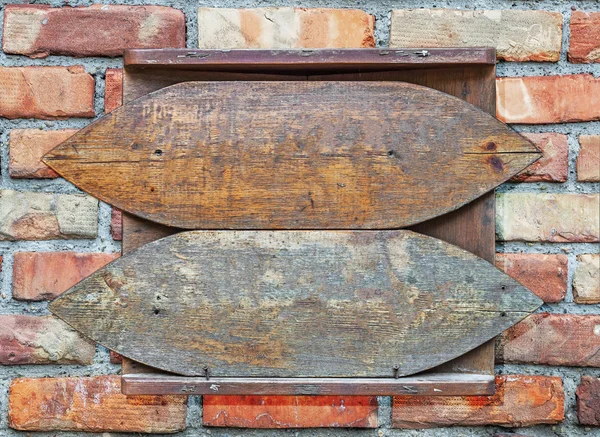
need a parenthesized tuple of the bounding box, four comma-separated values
(121, 373, 495, 396)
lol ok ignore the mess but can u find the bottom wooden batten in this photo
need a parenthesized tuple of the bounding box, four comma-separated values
(121, 372, 495, 396)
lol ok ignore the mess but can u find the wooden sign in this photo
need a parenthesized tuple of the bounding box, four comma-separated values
(50, 230, 542, 378)
(43, 81, 540, 229)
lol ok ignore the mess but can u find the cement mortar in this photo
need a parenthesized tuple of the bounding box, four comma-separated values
(0, 0, 599, 436)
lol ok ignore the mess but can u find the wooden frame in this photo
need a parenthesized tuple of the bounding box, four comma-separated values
(120, 48, 497, 396)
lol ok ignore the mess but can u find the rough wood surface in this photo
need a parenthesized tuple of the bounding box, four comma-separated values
(44, 80, 539, 229)
(50, 230, 541, 377)
(122, 373, 496, 396)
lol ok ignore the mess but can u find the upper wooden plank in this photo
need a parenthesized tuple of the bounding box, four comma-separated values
(50, 230, 541, 378)
(124, 48, 496, 73)
(44, 81, 539, 229)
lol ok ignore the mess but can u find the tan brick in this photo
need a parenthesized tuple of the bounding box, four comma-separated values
(198, 8, 375, 49)
(2, 4, 185, 58)
(13, 251, 119, 301)
(577, 376, 600, 426)
(569, 11, 600, 63)
(0, 66, 94, 119)
(392, 375, 564, 428)
(0, 190, 98, 240)
(0, 315, 94, 365)
(9, 129, 77, 179)
(497, 75, 600, 124)
(8, 375, 187, 433)
(390, 9, 562, 62)
(104, 68, 123, 113)
(573, 254, 600, 304)
(204, 395, 377, 428)
(497, 313, 600, 367)
(495, 253, 567, 303)
(496, 193, 599, 242)
(511, 133, 568, 182)
(577, 135, 600, 182)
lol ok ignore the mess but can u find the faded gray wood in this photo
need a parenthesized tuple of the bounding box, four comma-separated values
(44, 80, 539, 229)
(121, 373, 496, 396)
(50, 230, 541, 378)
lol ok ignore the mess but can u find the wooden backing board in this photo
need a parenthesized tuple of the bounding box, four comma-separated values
(45, 81, 538, 230)
(120, 48, 499, 395)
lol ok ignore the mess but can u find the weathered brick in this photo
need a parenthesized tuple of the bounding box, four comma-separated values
(390, 9, 562, 62)
(2, 4, 185, 58)
(198, 8, 375, 49)
(577, 135, 600, 182)
(0, 315, 94, 365)
(8, 375, 187, 433)
(109, 351, 123, 364)
(569, 11, 600, 63)
(495, 253, 567, 303)
(203, 395, 377, 428)
(0, 66, 94, 119)
(511, 133, 568, 182)
(497, 75, 600, 124)
(0, 190, 98, 240)
(577, 376, 600, 426)
(9, 129, 77, 179)
(392, 375, 564, 428)
(105, 68, 123, 113)
(111, 208, 123, 241)
(497, 313, 600, 367)
(573, 254, 600, 304)
(496, 193, 599, 242)
(13, 252, 119, 301)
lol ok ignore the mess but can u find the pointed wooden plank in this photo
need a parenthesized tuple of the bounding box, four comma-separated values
(50, 230, 542, 378)
(43, 81, 540, 229)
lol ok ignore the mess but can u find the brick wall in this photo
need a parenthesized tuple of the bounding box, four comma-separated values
(0, 1, 598, 436)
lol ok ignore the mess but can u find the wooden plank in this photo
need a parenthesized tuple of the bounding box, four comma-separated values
(44, 81, 539, 230)
(123, 48, 496, 73)
(122, 373, 496, 396)
(50, 230, 542, 378)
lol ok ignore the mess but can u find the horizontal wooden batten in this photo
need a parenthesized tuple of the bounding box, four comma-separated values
(122, 373, 496, 396)
(123, 48, 496, 73)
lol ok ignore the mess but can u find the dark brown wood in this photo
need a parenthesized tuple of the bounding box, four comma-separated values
(124, 48, 496, 74)
(50, 230, 541, 378)
(44, 81, 538, 230)
(122, 373, 496, 396)
(117, 49, 502, 392)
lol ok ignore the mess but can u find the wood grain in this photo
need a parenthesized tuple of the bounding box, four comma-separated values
(44, 80, 539, 230)
(50, 230, 541, 378)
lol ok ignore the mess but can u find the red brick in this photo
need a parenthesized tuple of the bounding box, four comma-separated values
(105, 68, 123, 113)
(577, 376, 600, 426)
(2, 4, 185, 58)
(9, 129, 77, 179)
(392, 375, 564, 428)
(496, 193, 599, 243)
(497, 313, 600, 367)
(578, 135, 600, 182)
(13, 252, 119, 301)
(495, 253, 567, 303)
(8, 375, 187, 433)
(497, 75, 600, 124)
(569, 11, 600, 63)
(0, 66, 94, 119)
(111, 208, 123, 241)
(0, 315, 94, 365)
(203, 395, 377, 428)
(198, 8, 375, 49)
(109, 351, 123, 364)
(511, 133, 568, 182)
(390, 9, 562, 62)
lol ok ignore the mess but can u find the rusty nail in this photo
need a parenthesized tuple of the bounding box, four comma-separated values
(204, 366, 210, 380)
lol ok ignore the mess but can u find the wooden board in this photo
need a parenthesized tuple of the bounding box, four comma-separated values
(50, 230, 541, 378)
(44, 81, 539, 230)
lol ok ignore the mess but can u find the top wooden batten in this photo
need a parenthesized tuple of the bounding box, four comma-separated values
(119, 48, 499, 396)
